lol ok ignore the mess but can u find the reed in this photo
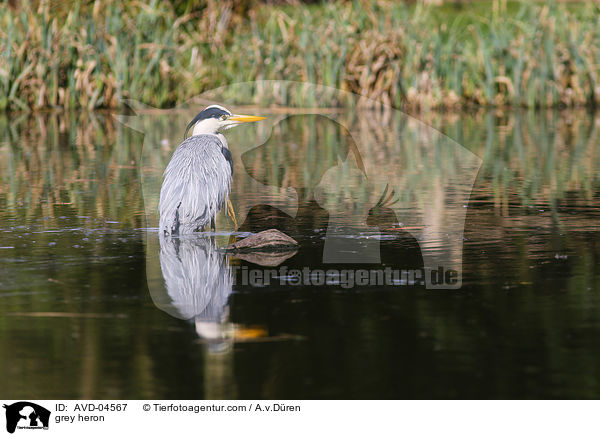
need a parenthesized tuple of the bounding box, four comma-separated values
(1, 0, 599, 111)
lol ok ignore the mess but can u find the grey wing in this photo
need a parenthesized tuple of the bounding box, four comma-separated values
(159, 171, 209, 235)
(159, 135, 233, 235)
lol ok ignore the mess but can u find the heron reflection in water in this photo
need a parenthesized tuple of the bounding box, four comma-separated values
(158, 235, 234, 353)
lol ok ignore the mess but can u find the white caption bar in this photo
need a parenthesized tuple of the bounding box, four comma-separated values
(0, 400, 597, 435)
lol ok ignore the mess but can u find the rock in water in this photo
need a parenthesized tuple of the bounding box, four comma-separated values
(224, 229, 298, 252)
(231, 250, 298, 267)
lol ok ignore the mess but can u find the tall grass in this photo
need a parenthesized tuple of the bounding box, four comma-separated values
(1, 0, 600, 111)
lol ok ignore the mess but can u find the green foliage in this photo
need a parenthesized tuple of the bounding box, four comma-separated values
(1, 0, 600, 110)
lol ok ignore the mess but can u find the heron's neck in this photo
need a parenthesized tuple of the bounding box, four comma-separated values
(217, 133, 229, 149)
(192, 118, 220, 136)
(191, 120, 229, 148)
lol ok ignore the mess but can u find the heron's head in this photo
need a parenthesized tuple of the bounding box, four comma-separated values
(185, 105, 266, 138)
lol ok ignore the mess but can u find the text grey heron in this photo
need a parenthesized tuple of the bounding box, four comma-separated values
(159, 105, 266, 235)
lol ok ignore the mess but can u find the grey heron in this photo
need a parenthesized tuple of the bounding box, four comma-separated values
(159, 105, 265, 235)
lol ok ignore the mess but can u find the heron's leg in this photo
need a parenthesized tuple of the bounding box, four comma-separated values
(226, 198, 238, 229)
(210, 218, 216, 232)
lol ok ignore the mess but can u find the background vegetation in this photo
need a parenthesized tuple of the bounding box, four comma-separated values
(1, 0, 600, 111)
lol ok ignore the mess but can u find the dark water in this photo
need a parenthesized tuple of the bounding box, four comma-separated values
(1, 109, 600, 399)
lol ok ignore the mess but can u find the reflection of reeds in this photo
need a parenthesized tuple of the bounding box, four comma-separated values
(234, 110, 600, 212)
(2, 1, 600, 110)
(0, 111, 144, 228)
(1, 110, 599, 228)
(420, 109, 600, 206)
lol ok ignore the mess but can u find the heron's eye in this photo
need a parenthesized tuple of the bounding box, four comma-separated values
(220, 115, 228, 121)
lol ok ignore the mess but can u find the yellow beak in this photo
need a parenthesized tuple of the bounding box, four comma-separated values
(229, 114, 267, 123)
